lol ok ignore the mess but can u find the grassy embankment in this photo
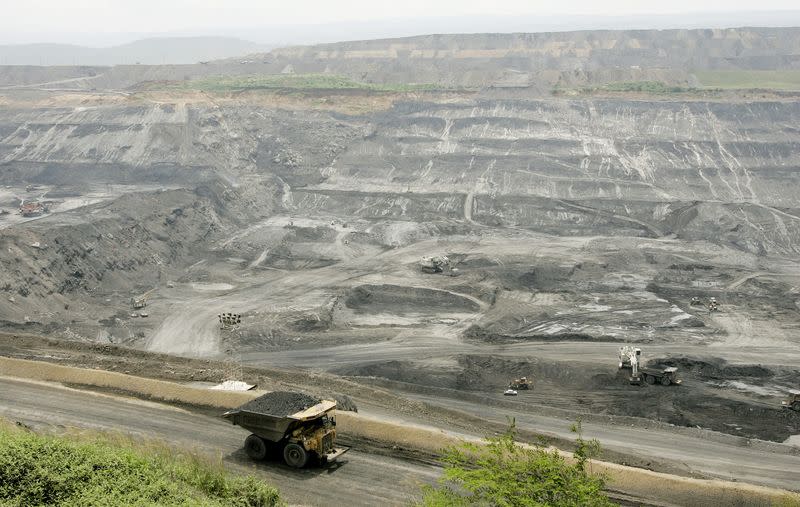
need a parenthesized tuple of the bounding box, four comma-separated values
(151, 73, 448, 93)
(693, 70, 800, 91)
(555, 80, 704, 95)
(557, 71, 800, 96)
(0, 419, 281, 507)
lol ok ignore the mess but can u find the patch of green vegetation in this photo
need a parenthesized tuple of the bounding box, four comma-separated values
(167, 73, 446, 93)
(416, 420, 617, 507)
(0, 421, 281, 507)
(553, 81, 704, 96)
(693, 70, 800, 91)
(599, 81, 695, 93)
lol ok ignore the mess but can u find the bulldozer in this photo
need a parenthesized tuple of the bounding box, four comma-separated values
(783, 394, 800, 412)
(508, 376, 533, 390)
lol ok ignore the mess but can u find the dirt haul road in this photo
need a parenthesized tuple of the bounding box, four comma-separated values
(0, 376, 438, 507)
(404, 393, 800, 491)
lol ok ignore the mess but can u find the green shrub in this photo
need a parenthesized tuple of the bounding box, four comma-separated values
(416, 420, 616, 507)
(554, 81, 707, 95)
(0, 421, 280, 507)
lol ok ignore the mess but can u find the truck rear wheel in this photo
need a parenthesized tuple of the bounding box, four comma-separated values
(645, 374, 656, 385)
(283, 442, 309, 468)
(244, 434, 267, 460)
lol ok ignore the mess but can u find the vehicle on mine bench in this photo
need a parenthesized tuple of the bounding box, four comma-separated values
(419, 255, 451, 274)
(508, 376, 533, 390)
(222, 391, 348, 468)
(782, 394, 800, 412)
(636, 367, 682, 386)
(19, 201, 47, 217)
(618, 346, 641, 370)
(131, 288, 155, 309)
(503, 388, 518, 396)
(619, 346, 681, 386)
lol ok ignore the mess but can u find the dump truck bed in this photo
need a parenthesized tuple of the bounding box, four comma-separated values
(223, 391, 349, 465)
(222, 391, 336, 441)
(232, 391, 323, 418)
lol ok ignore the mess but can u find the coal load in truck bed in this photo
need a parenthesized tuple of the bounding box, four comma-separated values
(237, 391, 322, 417)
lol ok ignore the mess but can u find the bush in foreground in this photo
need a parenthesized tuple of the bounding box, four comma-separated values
(0, 420, 280, 507)
(417, 421, 616, 507)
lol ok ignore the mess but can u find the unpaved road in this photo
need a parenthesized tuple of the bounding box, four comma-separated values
(404, 393, 800, 491)
(0, 377, 437, 507)
(245, 340, 800, 491)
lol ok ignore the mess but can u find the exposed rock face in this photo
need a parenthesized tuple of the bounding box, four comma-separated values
(0, 27, 797, 362)
(1, 95, 799, 262)
(316, 98, 800, 254)
(3, 27, 800, 90)
(0, 105, 363, 182)
(264, 28, 800, 87)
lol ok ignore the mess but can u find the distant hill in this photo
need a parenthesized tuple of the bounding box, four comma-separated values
(247, 27, 800, 89)
(0, 37, 269, 66)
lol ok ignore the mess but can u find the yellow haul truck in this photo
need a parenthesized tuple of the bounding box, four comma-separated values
(222, 391, 348, 468)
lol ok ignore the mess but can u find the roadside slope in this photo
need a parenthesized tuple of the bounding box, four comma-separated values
(0, 357, 797, 507)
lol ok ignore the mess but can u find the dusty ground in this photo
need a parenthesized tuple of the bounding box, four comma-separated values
(0, 376, 439, 507)
(2, 332, 800, 494)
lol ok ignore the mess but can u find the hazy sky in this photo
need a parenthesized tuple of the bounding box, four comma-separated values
(3, 0, 799, 45)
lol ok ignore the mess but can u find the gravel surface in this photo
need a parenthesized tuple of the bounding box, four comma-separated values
(237, 391, 321, 417)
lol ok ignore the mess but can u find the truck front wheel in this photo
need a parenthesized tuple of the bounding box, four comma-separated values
(283, 442, 309, 468)
(244, 434, 267, 460)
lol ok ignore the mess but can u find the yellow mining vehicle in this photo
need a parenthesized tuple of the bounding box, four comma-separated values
(223, 391, 348, 468)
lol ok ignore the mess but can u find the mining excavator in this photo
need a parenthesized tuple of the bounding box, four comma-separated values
(508, 376, 533, 390)
(618, 346, 682, 386)
(130, 288, 156, 309)
(19, 201, 48, 217)
(419, 255, 451, 274)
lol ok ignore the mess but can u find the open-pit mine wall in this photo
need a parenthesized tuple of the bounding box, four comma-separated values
(1, 86, 800, 337)
(0, 181, 281, 331)
(2, 96, 800, 255)
(315, 98, 800, 254)
(265, 28, 800, 87)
